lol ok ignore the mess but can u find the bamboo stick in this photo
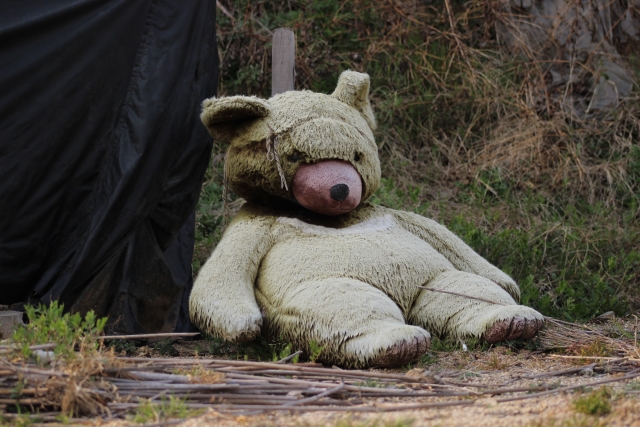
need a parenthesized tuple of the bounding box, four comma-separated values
(128, 371, 191, 382)
(3, 365, 68, 377)
(549, 355, 640, 362)
(0, 343, 58, 355)
(0, 398, 44, 404)
(277, 350, 303, 363)
(497, 370, 640, 402)
(114, 383, 241, 391)
(0, 388, 48, 395)
(116, 357, 432, 383)
(282, 383, 345, 407)
(101, 333, 200, 340)
(521, 363, 597, 378)
(108, 399, 475, 413)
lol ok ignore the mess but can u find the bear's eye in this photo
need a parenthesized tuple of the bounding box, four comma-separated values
(354, 152, 362, 162)
(289, 153, 300, 163)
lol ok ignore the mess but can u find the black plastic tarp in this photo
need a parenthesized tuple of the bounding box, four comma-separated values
(0, 0, 218, 334)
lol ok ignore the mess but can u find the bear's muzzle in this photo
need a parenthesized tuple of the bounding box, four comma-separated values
(292, 160, 362, 216)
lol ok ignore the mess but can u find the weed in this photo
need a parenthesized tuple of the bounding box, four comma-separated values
(193, 163, 227, 275)
(486, 352, 506, 370)
(417, 352, 438, 367)
(152, 339, 178, 356)
(273, 342, 299, 363)
(0, 407, 42, 427)
(526, 415, 607, 427)
(12, 302, 107, 361)
(5, 414, 34, 427)
(201, 333, 303, 362)
(576, 339, 613, 358)
(458, 371, 482, 379)
(308, 339, 324, 362)
(429, 337, 460, 352)
(496, 337, 542, 352)
(10, 377, 26, 400)
(572, 387, 612, 416)
(354, 379, 388, 388)
(205, 336, 235, 355)
(130, 396, 198, 424)
(54, 413, 71, 424)
(461, 336, 491, 352)
(108, 340, 137, 356)
(623, 380, 640, 392)
(325, 417, 414, 427)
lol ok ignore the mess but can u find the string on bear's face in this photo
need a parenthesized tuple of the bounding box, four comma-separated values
(266, 125, 288, 191)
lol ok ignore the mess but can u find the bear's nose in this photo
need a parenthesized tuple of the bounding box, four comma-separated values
(330, 184, 350, 201)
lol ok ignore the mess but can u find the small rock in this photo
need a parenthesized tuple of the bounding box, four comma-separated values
(580, 367, 594, 376)
(593, 311, 616, 323)
(0, 310, 24, 339)
(32, 350, 55, 363)
(597, 311, 616, 320)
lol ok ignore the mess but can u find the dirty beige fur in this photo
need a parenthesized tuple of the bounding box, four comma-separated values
(200, 72, 380, 204)
(190, 71, 543, 368)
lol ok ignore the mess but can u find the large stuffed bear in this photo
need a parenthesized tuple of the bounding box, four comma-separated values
(190, 71, 544, 368)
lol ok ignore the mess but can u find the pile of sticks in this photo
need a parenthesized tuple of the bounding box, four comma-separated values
(107, 357, 482, 414)
(1, 322, 640, 423)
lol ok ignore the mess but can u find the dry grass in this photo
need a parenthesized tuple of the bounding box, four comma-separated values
(541, 316, 640, 362)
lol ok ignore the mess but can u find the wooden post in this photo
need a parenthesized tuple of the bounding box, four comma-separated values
(271, 28, 296, 97)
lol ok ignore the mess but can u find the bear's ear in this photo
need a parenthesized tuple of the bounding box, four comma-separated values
(200, 96, 271, 143)
(331, 71, 377, 131)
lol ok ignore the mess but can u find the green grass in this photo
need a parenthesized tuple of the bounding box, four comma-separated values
(108, 339, 137, 355)
(354, 379, 388, 388)
(130, 396, 198, 424)
(193, 162, 226, 275)
(197, 333, 305, 362)
(329, 418, 414, 427)
(0, 413, 40, 427)
(526, 415, 607, 427)
(12, 301, 107, 361)
(152, 339, 178, 356)
(572, 388, 612, 416)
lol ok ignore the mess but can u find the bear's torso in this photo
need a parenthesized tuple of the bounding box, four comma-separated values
(255, 203, 455, 315)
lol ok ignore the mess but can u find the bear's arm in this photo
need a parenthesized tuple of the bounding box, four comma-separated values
(189, 206, 276, 341)
(389, 209, 520, 300)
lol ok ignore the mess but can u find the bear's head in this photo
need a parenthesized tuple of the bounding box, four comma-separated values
(200, 71, 380, 216)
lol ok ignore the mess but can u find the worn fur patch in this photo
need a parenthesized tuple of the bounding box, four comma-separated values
(276, 214, 395, 236)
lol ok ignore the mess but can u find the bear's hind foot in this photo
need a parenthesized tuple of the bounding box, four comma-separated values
(368, 334, 430, 368)
(484, 316, 543, 344)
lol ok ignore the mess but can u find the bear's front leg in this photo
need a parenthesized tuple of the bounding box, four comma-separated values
(190, 206, 275, 342)
(256, 278, 430, 368)
(408, 271, 544, 343)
